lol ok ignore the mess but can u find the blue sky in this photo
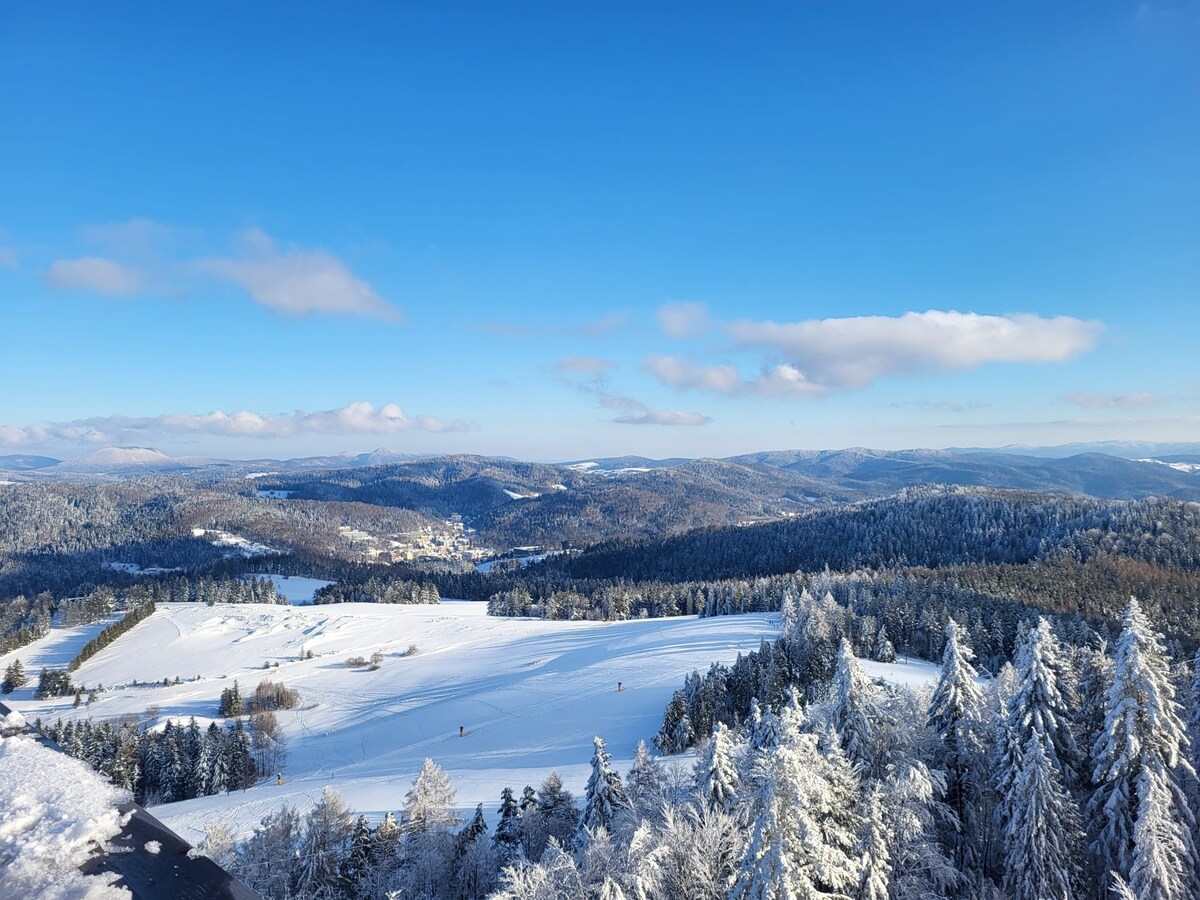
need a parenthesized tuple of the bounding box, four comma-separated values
(1, 1, 1197, 460)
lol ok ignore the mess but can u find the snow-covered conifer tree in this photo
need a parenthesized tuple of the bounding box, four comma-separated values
(495, 786, 522, 861)
(696, 721, 741, 813)
(828, 638, 880, 776)
(1089, 598, 1198, 894)
(927, 618, 984, 873)
(857, 786, 890, 900)
(577, 736, 630, 847)
(626, 739, 666, 818)
(1004, 735, 1082, 900)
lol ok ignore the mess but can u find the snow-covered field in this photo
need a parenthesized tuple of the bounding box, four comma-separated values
(1, 602, 939, 845)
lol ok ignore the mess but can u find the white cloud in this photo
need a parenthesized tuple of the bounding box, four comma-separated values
(644, 308, 1101, 396)
(658, 301, 711, 338)
(195, 229, 398, 320)
(0, 247, 17, 269)
(45, 257, 144, 296)
(729, 310, 1100, 389)
(642, 356, 745, 393)
(612, 410, 711, 426)
(0, 401, 475, 446)
(553, 356, 618, 375)
(1060, 391, 1160, 409)
(641, 356, 826, 397)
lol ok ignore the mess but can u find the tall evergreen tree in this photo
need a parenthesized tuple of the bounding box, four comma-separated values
(1004, 735, 1082, 900)
(494, 787, 522, 862)
(927, 618, 984, 874)
(696, 721, 741, 813)
(577, 736, 630, 846)
(1000, 617, 1083, 788)
(1089, 598, 1198, 895)
(857, 787, 891, 900)
(2, 658, 27, 694)
(828, 638, 880, 776)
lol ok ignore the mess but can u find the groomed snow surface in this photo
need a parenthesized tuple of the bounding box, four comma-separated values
(0, 729, 132, 899)
(3, 601, 940, 847)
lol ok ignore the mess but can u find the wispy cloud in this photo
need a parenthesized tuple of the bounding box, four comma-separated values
(0, 246, 17, 269)
(477, 310, 632, 338)
(1060, 391, 1161, 409)
(643, 306, 1101, 396)
(885, 400, 993, 412)
(42, 220, 399, 320)
(555, 367, 711, 427)
(193, 229, 399, 320)
(552, 356, 618, 376)
(612, 409, 710, 426)
(45, 257, 145, 296)
(0, 401, 475, 446)
(658, 301, 712, 338)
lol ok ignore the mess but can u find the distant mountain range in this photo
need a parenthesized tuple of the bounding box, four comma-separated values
(3, 443, 1198, 548)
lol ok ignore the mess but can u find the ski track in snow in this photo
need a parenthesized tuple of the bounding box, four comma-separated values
(1, 601, 940, 843)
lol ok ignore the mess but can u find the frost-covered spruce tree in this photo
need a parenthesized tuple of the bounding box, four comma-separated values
(295, 786, 354, 899)
(747, 698, 781, 755)
(626, 739, 666, 818)
(577, 736, 630, 847)
(232, 804, 302, 898)
(1184, 648, 1200, 820)
(780, 588, 802, 641)
(999, 617, 1083, 789)
(495, 786, 523, 862)
(828, 638, 880, 776)
(732, 702, 863, 899)
(1004, 734, 1082, 900)
(857, 786, 890, 900)
(927, 618, 984, 874)
(341, 814, 373, 892)
(882, 762, 961, 898)
(1089, 598, 1198, 896)
(872, 626, 896, 664)
(696, 721, 741, 813)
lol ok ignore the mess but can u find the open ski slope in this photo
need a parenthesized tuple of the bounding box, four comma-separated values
(1, 601, 940, 843)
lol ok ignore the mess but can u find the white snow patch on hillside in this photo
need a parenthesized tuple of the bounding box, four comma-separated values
(0, 733, 132, 899)
(192, 528, 279, 557)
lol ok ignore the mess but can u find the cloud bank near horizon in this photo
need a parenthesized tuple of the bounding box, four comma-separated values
(0, 401, 475, 446)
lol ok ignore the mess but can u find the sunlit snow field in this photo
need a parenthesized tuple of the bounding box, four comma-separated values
(0, 601, 939, 843)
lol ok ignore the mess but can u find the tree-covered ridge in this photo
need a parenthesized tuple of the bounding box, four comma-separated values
(544, 489, 1200, 582)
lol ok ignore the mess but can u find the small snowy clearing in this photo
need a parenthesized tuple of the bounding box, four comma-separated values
(246, 574, 334, 605)
(107, 561, 183, 576)
(256, 489, 294, 499)
(192, 528, 279, 557)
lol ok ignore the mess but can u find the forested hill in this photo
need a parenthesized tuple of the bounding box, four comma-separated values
(537, 488, 1200, 583)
